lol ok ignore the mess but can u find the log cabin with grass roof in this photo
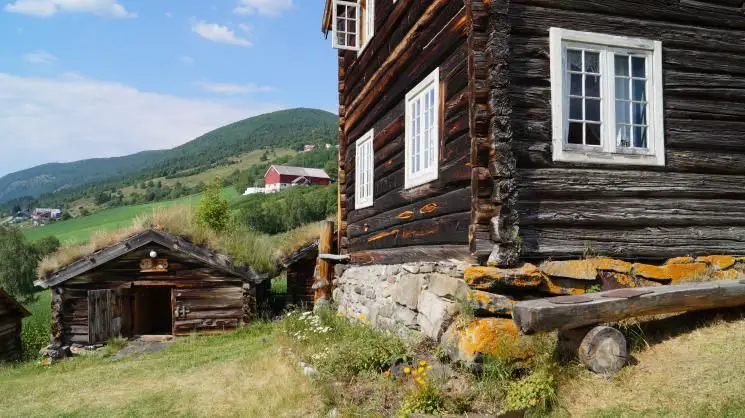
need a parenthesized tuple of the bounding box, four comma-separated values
(321, 0, 745, 365)
(35, 229, 268, 350)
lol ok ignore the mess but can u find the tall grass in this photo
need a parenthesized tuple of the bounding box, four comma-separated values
(20, 291, 51, 361)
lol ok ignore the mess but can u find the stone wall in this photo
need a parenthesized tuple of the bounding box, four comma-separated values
(333, 263, 468, 340)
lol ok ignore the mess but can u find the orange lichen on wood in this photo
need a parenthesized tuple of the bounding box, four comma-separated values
(695, 255, 736, 271)
(464, 265, 543, 291)
(453, 318, 532, 361)
(367, 229, 399, 242)
(632, 262, 709, 284)
(467, 290, 516, 316)
(419, 203, 439, 214)
(540, 258, 633, 281)
(712, 270, 745, 281)
(665, 256, 695, 265)
(539, 277, 589, 296)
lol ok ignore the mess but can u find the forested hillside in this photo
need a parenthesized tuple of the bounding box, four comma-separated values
(0, 108, 337, 211)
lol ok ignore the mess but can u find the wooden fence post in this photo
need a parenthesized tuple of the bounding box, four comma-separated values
(314, 221, 335, 304)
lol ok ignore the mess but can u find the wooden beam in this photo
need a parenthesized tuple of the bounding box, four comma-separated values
(513, 279, 745, 334)
(314, 221, 335, 304)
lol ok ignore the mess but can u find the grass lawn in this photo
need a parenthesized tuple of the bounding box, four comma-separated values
(23, 188, 239, 244)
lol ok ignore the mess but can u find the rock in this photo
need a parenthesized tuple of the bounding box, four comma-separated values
(394, 306, 418, 328)
(443, 318, 534, 364)
(417, 290, 458, 340)
(393, 275, 423, 309)
(665, 256, 695, 265)
(695, 255, 736, 271)
(467, 290, 517, 316)
(365, 289, 376, 299)
(632, 262, 709, 283)
(428, 274, 468, 300)
(464, 264, 544, 291)
(403, 264, 420, 274)
(540, 258, 632, 281)
(328, 408, 339, 418)
(419, 263, 435, 274)
(354, 286, 363, 295)
(303, 366, 318, 377)
(712, 270, 745, 281)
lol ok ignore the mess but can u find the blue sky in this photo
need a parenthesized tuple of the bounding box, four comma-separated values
(0, 0, 337, 177)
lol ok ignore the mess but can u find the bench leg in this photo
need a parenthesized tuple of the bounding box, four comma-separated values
(558, 325, 628, 376)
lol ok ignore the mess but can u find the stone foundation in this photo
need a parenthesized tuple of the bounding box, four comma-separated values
(332, 255, 745, 365)
(333, 263, 468, 340)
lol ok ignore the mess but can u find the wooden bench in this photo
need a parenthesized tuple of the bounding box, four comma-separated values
(513, 279, 745, 375)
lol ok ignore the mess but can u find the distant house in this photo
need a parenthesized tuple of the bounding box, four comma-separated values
(32, 208, 62, 221)
(0, 288, 30, 362)
(303, 145, 318, 152)
(264, 165, 331, 193)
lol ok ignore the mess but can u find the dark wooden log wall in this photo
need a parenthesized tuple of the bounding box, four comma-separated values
(287, 258, 315, 306)
(0, 316, 22, 362)
(506, 0, 745, 261)
(52, 245, 253, 344)
(339, 0, 474, 264)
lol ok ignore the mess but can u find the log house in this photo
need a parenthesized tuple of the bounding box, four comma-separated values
(35, 229, 265, 346)
(0, 288, 30, 362)
(322, 0, 745, 266)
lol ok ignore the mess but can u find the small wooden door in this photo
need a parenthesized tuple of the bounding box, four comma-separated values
(88, 289, 125, 344)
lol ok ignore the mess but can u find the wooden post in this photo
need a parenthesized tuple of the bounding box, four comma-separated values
(314, 221, 335, 305)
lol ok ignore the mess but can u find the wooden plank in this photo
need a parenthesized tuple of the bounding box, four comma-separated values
(314, 221, 335, 303)
(513, 279, 745, 334)
(348, 212, 470, 251)
(350, 245, 473, 265)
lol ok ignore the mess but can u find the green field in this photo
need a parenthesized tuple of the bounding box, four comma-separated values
(24, 188, 239, 244)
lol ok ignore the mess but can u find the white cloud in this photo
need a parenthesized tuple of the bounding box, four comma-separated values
(0, 73, 283, 176)
(23, 50, 58, 65)
(4, 0, 136, 18)
(198, 82, 273, 95)
(234, 0, 292, 17)
(191, 21, 252, 47)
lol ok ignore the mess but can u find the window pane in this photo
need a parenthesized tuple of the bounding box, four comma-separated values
(338, 19, 346, 32)
(632, 57, 646, 78)
(634, 126, 648, 148)
(633, 102, 647, 125)
(570, 74, 582, 96)
(585, 75, 601, 98)
(586, 124, 601, 146)
(568, 49, 582, 72)
(586, 99, 601, 122)
(568, 122, 583, 144)
(347, 34, 356, 46)
(614, 55, 629, 76)
(633, 79, 647, 101)
(617, 125, 631, 148)
(584, 51, 600, 73)
(616, 101, 630, 125)
(569, 98, 583, 120)
(615, 78, 630, 100)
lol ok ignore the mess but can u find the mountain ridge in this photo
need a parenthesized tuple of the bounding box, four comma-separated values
(0, 108, 338, 204)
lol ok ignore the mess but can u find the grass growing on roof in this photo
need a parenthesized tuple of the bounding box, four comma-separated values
(37, 204, 323, 278)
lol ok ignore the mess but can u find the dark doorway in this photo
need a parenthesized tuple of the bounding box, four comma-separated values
(133, 287, 173, 335)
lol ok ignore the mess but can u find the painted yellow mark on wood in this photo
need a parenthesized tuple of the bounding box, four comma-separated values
(367, 229, 399, 243)
(396, 210, 415, 220)
(419, 203, 440, 214)
(402, 225, 439, 239)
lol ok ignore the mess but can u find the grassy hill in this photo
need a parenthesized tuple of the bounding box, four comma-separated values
(0, 108, 337, 206)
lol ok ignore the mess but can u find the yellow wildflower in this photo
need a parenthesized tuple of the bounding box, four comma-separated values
(403, 367, 411, 374)
(427, 365, 433, 370)
(419, 360, 427, 366)
(416, 377, 425, 385)
(417, 367, 424, 373)
(421, 372, 427, 377)
(412, 370, 418, 377)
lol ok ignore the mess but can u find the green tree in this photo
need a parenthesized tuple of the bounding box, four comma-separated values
(33, 236, 60, 258)
(197, 177, 229, 231)
(0, 227, 40, 302)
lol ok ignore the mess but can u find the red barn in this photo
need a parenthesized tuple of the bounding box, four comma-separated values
(264, 165, 331, 193)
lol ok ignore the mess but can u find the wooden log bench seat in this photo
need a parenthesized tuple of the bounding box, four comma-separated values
(512, 279, 745, 375)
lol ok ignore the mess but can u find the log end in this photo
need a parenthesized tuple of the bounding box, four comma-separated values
(578, 326, 628, 376)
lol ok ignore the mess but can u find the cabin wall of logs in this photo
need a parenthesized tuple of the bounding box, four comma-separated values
(50, 245, 255, 346)
(335, 0, 745, 266)
(505, 0, 745, 261)
(338, 0, 473, 265)
(0, 290, 27, 362)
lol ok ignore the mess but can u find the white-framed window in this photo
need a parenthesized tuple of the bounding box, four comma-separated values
(331, 0, 374, 52)
(405, 68, 440, 189)
(355, 129, 374, 209)
(550, 28, 665, 166)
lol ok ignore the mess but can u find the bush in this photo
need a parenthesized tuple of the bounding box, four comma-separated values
(398, 385, 444, 417)
(0, 226, 41, 302)
(196, 177, 229, 231)
(504, 368, 557, 413)
(233, 185, 337, 234)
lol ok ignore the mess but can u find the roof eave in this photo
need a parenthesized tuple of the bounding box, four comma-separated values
(322, 0, 333, 37)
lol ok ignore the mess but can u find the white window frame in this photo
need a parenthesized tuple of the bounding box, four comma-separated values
(332, 0, 361, 51)
(405, 68, 440, 189)
(355, 129, 374, 209)
(360, 0, 374, 52)
(550, 28, 665, 167)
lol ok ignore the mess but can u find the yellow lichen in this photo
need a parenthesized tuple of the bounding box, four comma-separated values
(695, 255, 736, 271)
(455, 318, 532, 361)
